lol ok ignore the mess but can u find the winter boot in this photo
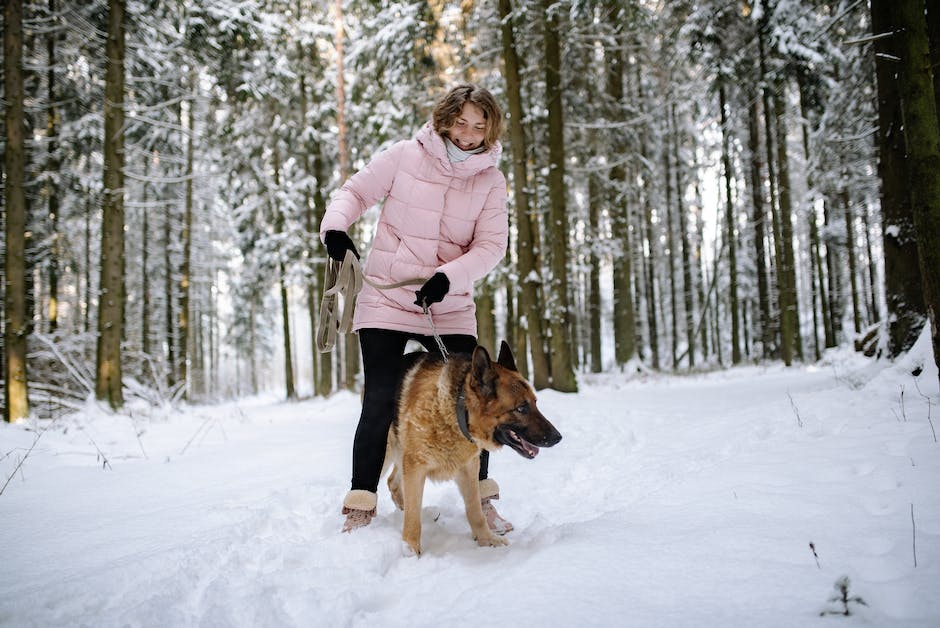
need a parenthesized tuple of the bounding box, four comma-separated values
(342, 490, 377, 533)
(479, 479, 513, 535)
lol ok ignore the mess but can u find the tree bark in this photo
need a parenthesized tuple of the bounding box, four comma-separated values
(663, 122, 679, 370)
(313, 147, 333, 396)
(634, 53, 660, 370)
(823, 200, 844, 342)
(272, 134, 297, 400)
(889, 0, 940, 385)
(164, 190, 176, 387)
(758, 15, 784, 362)
(672, 104, 696, 368)
(719, 82, 741, 364)
(498, 0, 550, 388)
(334, 0, 358, 391)
(588, 167, 603, 373)
(605, 0, 636, 368)
(773, 88, 801, 362)
(542, 0, 577, 392)
(842, 185, 862, 335)
(747, 97, 772, 357)
(476, 281, 497, 354)
(141, 154, 151, 355)
(926, 1, 940, 126)
(46, 0, 60, 333)
(95, 0, 126, 408)
(177, 73, 196, 398)
(4, 0, 29, 421)
(871, 0, 927, 356)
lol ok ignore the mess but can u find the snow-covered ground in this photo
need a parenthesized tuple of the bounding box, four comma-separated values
(2, 332, 939, 627)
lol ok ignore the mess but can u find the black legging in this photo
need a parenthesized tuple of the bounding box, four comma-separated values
(351, 327, 489, 492)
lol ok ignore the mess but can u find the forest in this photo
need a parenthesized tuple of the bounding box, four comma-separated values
(3, 0, 940, 420)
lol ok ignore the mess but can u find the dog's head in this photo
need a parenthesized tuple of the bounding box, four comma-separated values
(468, 341, 562, 458)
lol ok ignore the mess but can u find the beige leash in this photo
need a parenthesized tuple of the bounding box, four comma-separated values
(317, 250, 443, 355)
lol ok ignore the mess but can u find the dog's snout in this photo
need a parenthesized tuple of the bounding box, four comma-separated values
(543, 427, 562, 447)
(534, 420, 562, 447)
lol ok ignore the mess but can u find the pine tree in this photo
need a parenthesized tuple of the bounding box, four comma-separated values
(95, 0, 127, 409)
(4, 0, 29, 421)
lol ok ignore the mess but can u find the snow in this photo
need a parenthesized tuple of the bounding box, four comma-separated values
(2, 331, 939, 627)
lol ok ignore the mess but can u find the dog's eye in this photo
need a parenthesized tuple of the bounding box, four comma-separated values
(514, 402, 529, 415)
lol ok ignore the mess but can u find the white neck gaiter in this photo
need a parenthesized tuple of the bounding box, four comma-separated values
(444, 137, 486, 163)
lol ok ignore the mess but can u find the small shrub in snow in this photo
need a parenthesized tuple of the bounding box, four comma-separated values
(820, 576, 867, 617)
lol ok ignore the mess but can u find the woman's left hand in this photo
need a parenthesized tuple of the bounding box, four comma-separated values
(414, 273, 450, 308)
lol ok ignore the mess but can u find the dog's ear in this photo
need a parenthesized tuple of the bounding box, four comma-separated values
(497, 340, 517, 372)
(471, 345, 498, 399)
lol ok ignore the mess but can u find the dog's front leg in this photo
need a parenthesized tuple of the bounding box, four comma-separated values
(456, 462, 508, 548)
(401, 462, 427, 556)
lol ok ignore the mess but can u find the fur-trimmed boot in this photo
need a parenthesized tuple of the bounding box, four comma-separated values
(342, 490, 377, 533)
(479, 478, 513, 535)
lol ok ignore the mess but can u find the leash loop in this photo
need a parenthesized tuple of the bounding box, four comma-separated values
(317, 249, 450, 359)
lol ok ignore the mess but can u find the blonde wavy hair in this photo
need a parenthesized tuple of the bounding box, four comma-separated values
(431, 84, 503, 150)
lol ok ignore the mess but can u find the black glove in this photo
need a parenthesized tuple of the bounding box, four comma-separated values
(324, 230, 359, 262)
(414, 272, 450, 308)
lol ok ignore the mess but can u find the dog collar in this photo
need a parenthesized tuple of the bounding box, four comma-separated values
(455, 389, 474, 442)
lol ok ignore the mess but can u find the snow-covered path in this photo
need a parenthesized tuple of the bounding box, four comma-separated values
(1, 342, 938, 627)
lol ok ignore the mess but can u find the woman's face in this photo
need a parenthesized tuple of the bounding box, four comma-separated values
(447, 102, 487, 151)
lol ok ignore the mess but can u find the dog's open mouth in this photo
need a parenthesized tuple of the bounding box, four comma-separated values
(495, 425, 540, 459)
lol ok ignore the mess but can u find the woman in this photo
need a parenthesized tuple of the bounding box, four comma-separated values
(320, 84, 512, 534)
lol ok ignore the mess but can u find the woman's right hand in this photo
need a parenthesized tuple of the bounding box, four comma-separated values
(324, 230, 360, 261)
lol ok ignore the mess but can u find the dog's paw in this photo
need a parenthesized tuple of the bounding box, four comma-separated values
(401, 539, 422, 557)
(475, 534, 509, 548)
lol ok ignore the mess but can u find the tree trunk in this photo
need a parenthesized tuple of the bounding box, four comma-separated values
(810, 213, 831, 358)
(797, 72, 832, 357)
(747, 97, 772, 357)
(588, 168, 602, 373)
(296, 19, 321, 396)
(541, 0, 577, 392)
(141, 154, 151, 355)
(773, 88, 801, 362)
(860, 206, 879, 324)
(605, 0, 636, 368)
(719, 83, 741, 364)
(279, 263, 296, 400)
(84, 194, 92, 334)
(498, 0, 550, 388)
(164, 190, 176, 387)
(758, 17, 784, 362)
(178, 74, 196, 398)
(334, 0, 358, 391)
(313, 147, 333, 396)
(4, 0, 29, 421)
(663, 124, 679, 370)
(872, 0, 927, 356)
(927, 1, 940, 125)
(272, 134, 297, 400)
(890, 0, 940, 386)
(95, 0, 126, 409)
(842, 185, 862, 335)
(694, 180, 710, 360)
(672, 104, 695, 368)
(643, 192, 660, 370)
(476, 282, 497, 354)
(634, 54, 660, 370)
(824, 200, 844, 342)
(46, 0, 60, 334)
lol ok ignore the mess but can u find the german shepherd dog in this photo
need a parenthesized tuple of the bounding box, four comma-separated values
(384, 341, 562, 556)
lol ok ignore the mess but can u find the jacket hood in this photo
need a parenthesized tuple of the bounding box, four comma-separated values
(415, 122, 502, 177)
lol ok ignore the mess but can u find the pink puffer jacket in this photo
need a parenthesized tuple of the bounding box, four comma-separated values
(320, 122, 508, 337)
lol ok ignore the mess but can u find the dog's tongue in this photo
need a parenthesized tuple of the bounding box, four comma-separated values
(510, 429, 540, 458)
